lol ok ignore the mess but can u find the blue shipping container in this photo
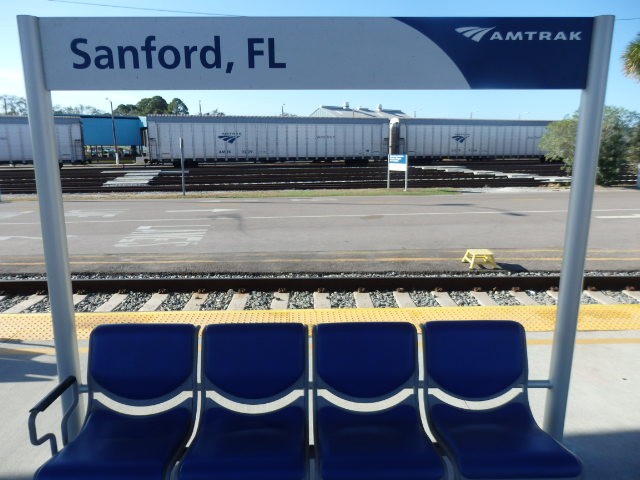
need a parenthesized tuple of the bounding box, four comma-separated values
(81, 116, 143, 146)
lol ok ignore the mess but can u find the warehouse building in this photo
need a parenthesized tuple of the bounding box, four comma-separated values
(310, 102, 408, 119)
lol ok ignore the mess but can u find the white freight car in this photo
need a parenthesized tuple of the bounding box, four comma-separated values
(397, 118, 550, 160)
(145, 116, 389, 167)
(0, 116, 84, 165)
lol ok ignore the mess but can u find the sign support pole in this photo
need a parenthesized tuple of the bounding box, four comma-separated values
(18, 15, 84, 438)
(404, 165, 408, 192)
(179, 137, 186, 195)
(543, 15, 614, 440)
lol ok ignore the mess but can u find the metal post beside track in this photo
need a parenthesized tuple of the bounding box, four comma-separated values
(180, 137, 186, 195)
(17, 15, 85, 439)
(543, 15, 614, 440)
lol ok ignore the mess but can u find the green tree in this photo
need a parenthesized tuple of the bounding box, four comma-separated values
(206, 108, 225, 117)
(135, 96, 169, 115)
(1, 94, 28, 115)
(539, 117, 577, 164)
(114, 104, 138, 115)
(53, 104, 105, 115)
(167, 98, 189, 115)
(623, 33, 640, 82)
(628, 123, 640, 165)
(539, 106, 639, 186)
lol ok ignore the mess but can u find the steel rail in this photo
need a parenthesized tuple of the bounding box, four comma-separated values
(1, 274, 638, 295)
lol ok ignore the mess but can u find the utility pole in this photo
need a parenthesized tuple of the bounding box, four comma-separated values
(106, 98, 119, 165)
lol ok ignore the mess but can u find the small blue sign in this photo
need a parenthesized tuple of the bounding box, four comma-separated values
(389, 154, 408, 171)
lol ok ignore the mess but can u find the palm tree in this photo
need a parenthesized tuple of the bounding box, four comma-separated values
(623, 33, 640, 82)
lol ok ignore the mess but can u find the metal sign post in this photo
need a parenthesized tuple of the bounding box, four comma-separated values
(17, 15, 84, 437)
(179, 137, 186, 196)
(543, 15, 614, 440)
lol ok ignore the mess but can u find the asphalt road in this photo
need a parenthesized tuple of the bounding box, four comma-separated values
(1, 188, 639, 274)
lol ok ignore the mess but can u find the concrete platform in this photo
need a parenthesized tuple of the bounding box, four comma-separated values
(1, 311, 638, 479)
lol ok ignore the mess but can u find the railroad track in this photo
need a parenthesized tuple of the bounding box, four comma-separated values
(1, 274, 638, 313)
(0, 161, 578, 194)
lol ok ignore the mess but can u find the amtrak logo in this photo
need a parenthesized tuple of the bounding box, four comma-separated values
(452, 134, 470, 144)
(218, 133, 241, 143)
(456, 26, 583, 42)
(455, 27, 495, 42)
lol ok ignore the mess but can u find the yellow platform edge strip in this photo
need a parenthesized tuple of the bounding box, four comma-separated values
(4, 337, 640, 357)
(1, 304, 640, 341)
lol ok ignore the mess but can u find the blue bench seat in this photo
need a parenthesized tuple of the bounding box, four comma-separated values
(179, 407, 306, 480)
(35, 408, 192, 480)
(430, 401, 582, 479)
(314, 322, 445, 480)
(30, 321, 583, 480)
(318, 404, 445, 480)
(423, 320, 582, 480)
(31, 323, 199, 480)
(178, 323, 308, 480)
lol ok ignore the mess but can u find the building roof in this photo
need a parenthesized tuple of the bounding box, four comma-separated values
(310, 104, 408, 119)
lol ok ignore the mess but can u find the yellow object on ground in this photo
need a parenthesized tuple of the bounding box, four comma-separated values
(462, 249, 499, 269)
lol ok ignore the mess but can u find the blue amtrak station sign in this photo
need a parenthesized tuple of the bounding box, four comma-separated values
(34, 17, 594, 91)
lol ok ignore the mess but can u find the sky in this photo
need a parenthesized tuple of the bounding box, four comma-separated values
(1, 0, 639, 120)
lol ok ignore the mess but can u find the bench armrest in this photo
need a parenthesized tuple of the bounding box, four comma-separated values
(28, 376, 79, 456)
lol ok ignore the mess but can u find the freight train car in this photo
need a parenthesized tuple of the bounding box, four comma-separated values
(396, 118, 550, 161)
(0, 115, 84, 165)
(145, 115, 389, 167)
